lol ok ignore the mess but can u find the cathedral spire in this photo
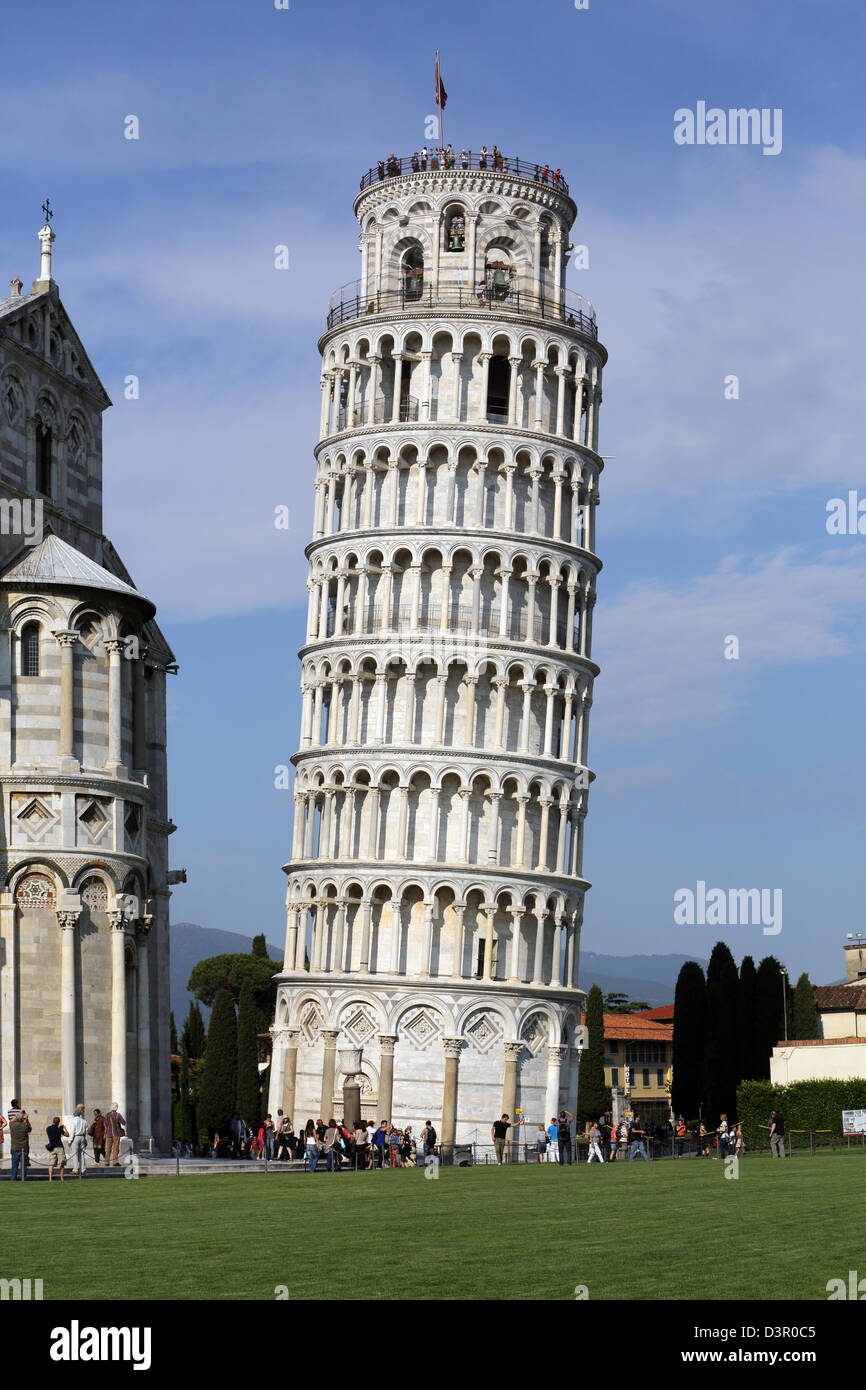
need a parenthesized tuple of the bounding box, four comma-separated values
(36, 198, 55, 288)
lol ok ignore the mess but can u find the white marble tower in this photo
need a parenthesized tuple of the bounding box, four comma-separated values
(268, 150, 606, 1150)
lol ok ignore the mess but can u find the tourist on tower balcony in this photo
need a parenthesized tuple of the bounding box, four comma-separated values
(411, 151, 420, 172)
(445, 143, 454, 167)
(377, 159, 385, 181)
(553, 168, 562, 186)
(460, 148, 470, 168)
(541, 163, 549, 183)
(420, 146, 428, 170)
(492, 145, 502, 170)
(387, 153, 399, 176)
(479, 145, 489, 168)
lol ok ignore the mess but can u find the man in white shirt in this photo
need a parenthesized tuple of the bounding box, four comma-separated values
(68, 1103, 88, 1177)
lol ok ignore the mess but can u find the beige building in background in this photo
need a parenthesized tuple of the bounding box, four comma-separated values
(0, 222, 177, 1147)
(268, 150, 608, 1146)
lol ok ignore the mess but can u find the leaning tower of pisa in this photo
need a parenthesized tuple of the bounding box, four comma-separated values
(267, 149, 606, 1152)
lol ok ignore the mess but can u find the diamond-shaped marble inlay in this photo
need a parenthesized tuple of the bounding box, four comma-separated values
(78, 799, 109, 842)
(14, 797, 56, 843)
(402, 1008, 443, 1051)
(300, 1002, 324, 1045)
(520, 1013, 549, 1056)
(341, 1005, 377, 1046)
(465, 1011, 504, 1055)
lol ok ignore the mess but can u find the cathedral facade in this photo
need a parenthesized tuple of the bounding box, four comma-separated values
(268, 152, 606, 1148)
(0, 221, 175, 1148)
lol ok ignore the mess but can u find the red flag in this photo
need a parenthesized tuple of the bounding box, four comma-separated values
(435, 53, 447, 109)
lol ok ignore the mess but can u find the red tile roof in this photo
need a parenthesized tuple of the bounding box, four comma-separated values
(631, 1006, 675, 1022)
(814, 985, 866, 1011)
(582, 1013, 673, 1041)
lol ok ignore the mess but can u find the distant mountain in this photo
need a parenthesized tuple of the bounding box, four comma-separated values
(578, 951, 708, 1007)
(170, 922, 283, 1024)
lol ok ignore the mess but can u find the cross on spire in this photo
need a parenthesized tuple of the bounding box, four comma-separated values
(42, 198, 53, 226)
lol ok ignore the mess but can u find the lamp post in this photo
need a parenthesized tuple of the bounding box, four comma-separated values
(781, 966, 789, 1042)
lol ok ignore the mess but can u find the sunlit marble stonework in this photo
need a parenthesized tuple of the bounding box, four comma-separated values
(0, 225, 176, 1148)
(268, 152, 607, 1146)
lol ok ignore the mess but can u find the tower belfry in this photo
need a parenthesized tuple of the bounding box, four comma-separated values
(269, 149, 607, 1147)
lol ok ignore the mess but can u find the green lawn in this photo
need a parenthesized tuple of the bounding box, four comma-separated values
(3, 1151, 863, 1301)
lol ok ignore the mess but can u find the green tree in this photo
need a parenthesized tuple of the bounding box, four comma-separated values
(578, 984, 609, 1121)
(736, 955, 759, 1084)
(754, 956, 786, 1079)
(603, 993, 651, 1014)
(170, 1011, 178, 1055)
(197, 987, 237, 1141)
(187, 951, 282, 1035)
(672, 961, 706, 1120)
(704, 941, 739, 1124)
(791, 972, 819, 1041)
(182, 1001, 207, 1059)
(176, 1046, 197, 1143)
(236, 976, 261, 1126)
(251, 933, 268, 958)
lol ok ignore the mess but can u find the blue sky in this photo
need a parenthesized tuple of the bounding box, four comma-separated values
(3, 0, 865, 983)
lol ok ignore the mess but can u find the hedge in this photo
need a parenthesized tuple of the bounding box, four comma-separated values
(737, 1078, 866, 1145)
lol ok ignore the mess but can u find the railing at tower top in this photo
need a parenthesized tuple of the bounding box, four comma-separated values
(326, 279, 598, 338)
(359, 152, 571, 194)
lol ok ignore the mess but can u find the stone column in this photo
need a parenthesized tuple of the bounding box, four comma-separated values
(507, 355, 521, 426)
(515, 795, 529, 869)
(519, 681, 533, 751)
(54, 630, 78, 765)
(415, 456, 428, 523)
(136, 922, 152, 1142)
(320, 1030, 340, 1118)
(497, 574, 510, 639)
(478, 352, 491, 422)
(108, 910, 128, 1117)
(378, 565, 393, 631)
(389, 900, 402, 973)
(391, 354, 403, 424)
(378, 1034, 398, 1121)
(545, 1044, 568, 1124)
(492, 676, 507, 749)
(283, 1029, 301, 1117)
(466, 214, 478, 289)
(537, 797, 552, 871)
(104, 639, 126, 773)
(529, 469, 541, 534)
(525, 573, 538, 642)
(450, 355, 463, 420)
(267, 1026, 287, 1120)
(507, 908, 522, 981)
(556, 795, 570, 873)
(284, 903, 300, 968)
(422, 901, 435, 976)
(555, 367, 567, 436)
(333, 899, 347, 972)
(441, 1038, 462, 1153)
(366, 356, 380, 426)
(543, 685, 556, 756)
(482, 905, 495, 981)
(532, 910, 546, 986)
(553, 918, 565, 984)
(303, 792, 316, 857)
(374, 666, 388, 742)
(454, 904, 467, 978)
(502, 1041, 524, 1157)
(463, 676, 477, 747)
(58, 909, 79, 1117)
(294, 908, 308, 970)
(367, 784, 380, 857)
(459, 787, 472, 863)
(533, 359, 546, 431)
(548, 578, 560, 648)
(358, 897, 373, 973)
(433, 674, 448, 743)
(487, 790, 502, 864)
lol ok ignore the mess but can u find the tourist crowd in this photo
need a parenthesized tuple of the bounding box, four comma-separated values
(374, 148, 565, 188)
(208, 1113, 439, 1170)
(1, 1098, 127, 1181)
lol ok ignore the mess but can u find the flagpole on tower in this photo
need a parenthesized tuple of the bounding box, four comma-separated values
(435, 50, 447, 152)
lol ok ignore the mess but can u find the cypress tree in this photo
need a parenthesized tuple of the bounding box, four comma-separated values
(251, 933, 267, 958)
(704, 941, 738, 1124)
(197, 987, 237, 1141)
(672, 961, 706, 1120)
(754, 956, 785, 1079)
(791, 972, 819, 1040)
(170, 1011, 178, 1055)
(236, 976, 261, 1126)
(183, 1001, 207, 1059)
(177, 1046, 196, 1142)
(736, 956, 759, 1083)
(578, 984, 609, 1121)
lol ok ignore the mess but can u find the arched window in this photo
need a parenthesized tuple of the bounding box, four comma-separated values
(401, 247, 424, 302)
(445, 208, 465, 252)
(36, 421, 52, 496)
(21, 622, 39, 676)
(486, 357, 510, 421)
(15, 874, 56, 909)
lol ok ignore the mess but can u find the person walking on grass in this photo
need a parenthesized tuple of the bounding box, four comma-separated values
(769, 1108, 786, 1158)
(69, 1103, 88, 1176)
(546, 1116, 559, 1163)
(304, 1119, 320, 1171)
(587, 1119, 604, 1163)
(104, 1102, 125, 1166)
(628, 1114, 649, 1161)
(46, 1116, 69, 1182)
